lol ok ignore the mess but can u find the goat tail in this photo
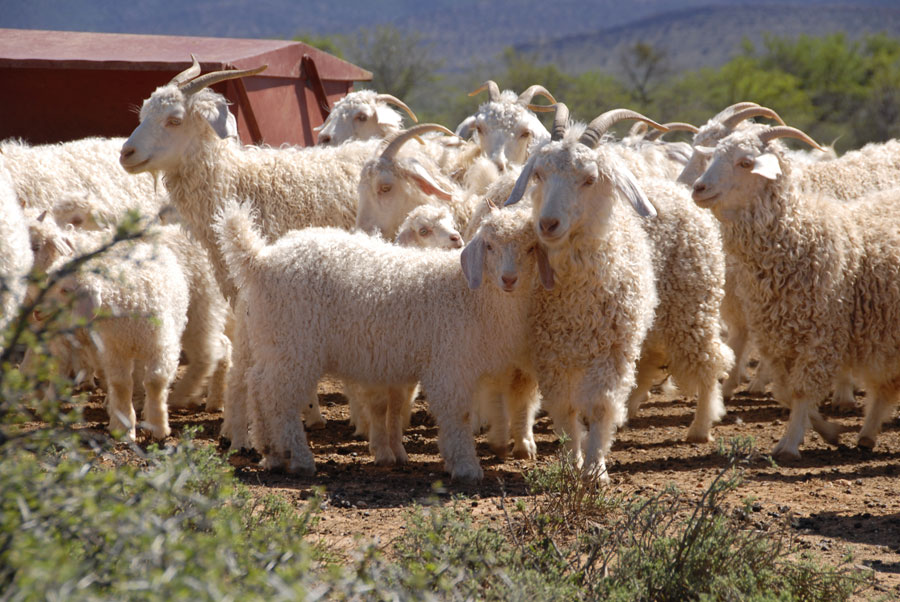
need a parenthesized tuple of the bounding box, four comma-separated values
(213, 199, 267, 291)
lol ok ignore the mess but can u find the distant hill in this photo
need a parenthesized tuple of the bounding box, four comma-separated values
(3, 0, 898, 73)
(517, 4, 900, 75)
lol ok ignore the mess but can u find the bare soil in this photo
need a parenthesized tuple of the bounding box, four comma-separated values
(60, 372, 900, 598)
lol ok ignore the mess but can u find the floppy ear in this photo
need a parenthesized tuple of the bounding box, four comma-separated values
(460, 236, 485, 289)
(535, 244, 555, 290)
(751, 153, 782, 180)
(455, 115, 476, 139)
(395, 227, 416, 246)
(407, 161, 454, 201)
(614, 166, 657, 218)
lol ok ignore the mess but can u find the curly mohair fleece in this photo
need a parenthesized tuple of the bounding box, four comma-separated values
(214, 201, 541, 482)
(27, 216, 231, 411)
(130, 85, 382, 302)
(0, 137, 169, 223)
(123, 83, 384, 446)
(46, 234, 190, 441)
(625, 176, 734, 442)
(694, 128, 900, 456)
(522, 128, 659, 477)
(0, 162, 32, 334)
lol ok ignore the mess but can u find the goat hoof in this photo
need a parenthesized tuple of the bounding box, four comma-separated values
(489, 444, 509, 460)
(857, 436, 876, 450)
(450, 465, 484, 485)
(771, 442, 801, 461)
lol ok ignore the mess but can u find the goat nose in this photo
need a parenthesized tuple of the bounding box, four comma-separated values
(318, 134, 331, 145)
(693, 181, 707, 194)
(502, 274, 518, 287)
(120, 147, 135, 160)
(539, 217, 560, 235)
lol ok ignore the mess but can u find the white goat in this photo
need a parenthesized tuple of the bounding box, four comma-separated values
(692, 125, 900, 457)
(213, 201, 548, 481)
(38, 230, 190, 441)
(315, 89, 418, 145)
(119, 59, 384, 447)
(504, 105, 660, 478)
(395, 204, 464, 250)
(28, 215, 232, 411)
(456, 80, 556, 173)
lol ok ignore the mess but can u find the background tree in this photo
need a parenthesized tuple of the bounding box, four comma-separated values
(342, 25, 443, 101)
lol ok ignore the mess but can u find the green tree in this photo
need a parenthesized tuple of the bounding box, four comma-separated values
(620, 42, 670, 106)
(342, 25, 443, 100)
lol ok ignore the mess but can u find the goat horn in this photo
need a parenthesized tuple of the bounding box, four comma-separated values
(169, 54, 202, 86)
(517, 85, 556, 106)
(179, 64, 268, 96)
(712, 101, 760, 121)
(527, 103, 568, 141)
(376, 94, 419, 123)
(469, 80, 501, 102)
(579, 109, 668, 149)
(380, 124, 456, 162)
(722, 106, 786, 130)
(645, 121, 699, 141)
(758, 126, 826, 152)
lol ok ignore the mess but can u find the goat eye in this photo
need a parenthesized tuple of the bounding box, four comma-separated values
(356, 113, 368, 122)
(379, 184, 392, 194)
(527, 245, 536, 254)
(166, 117, 182, 127)
(485, 242, 493, 251)
(582, 176, 596, 187)
(419, 227, 430, 236)
(738, 158, 754, 169)
(475, 124, 484, 135)
(519, 130, 531, 139)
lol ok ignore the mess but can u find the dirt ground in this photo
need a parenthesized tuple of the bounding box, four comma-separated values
(70, 371, 900, 598)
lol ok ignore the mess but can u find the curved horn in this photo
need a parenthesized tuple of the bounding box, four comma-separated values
(376, 94, 419, 123)
(380, 124, 456, 162)
(517, 85, 556, 106)
(645, 121, 699, 141)
(179, 64, 268, 96)
(758, 126, 826, 152)
(169, 54, 201, 86)
(579, 109, 668, 149)
(504, 155, 537, 207)
(551, 103, 569, 142)
(722, 106, 786, 130)
(712, 101, 760, 120)
(469, 80, 501, 102)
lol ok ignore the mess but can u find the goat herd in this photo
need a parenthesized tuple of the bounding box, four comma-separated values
(2, 56, 899, 483)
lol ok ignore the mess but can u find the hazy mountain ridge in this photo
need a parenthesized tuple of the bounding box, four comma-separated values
(2, 1, 898, 73)
(517, 3, 900, 75)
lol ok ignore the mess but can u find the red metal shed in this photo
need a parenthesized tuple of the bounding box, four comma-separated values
(0, 28, 372, 146)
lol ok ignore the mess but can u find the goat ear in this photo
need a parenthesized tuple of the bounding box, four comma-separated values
(455, 116, 476, 139)
(395, 228, 416, 246)
(614, 166, 657, 218)
(535, 244, 555, 290)
(407, 161, 454, 201)
(751, 153, 782, 180)
(375, 105, 398, 126)
(460, 236, 485, 289)
(207, 100, 238, 140)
